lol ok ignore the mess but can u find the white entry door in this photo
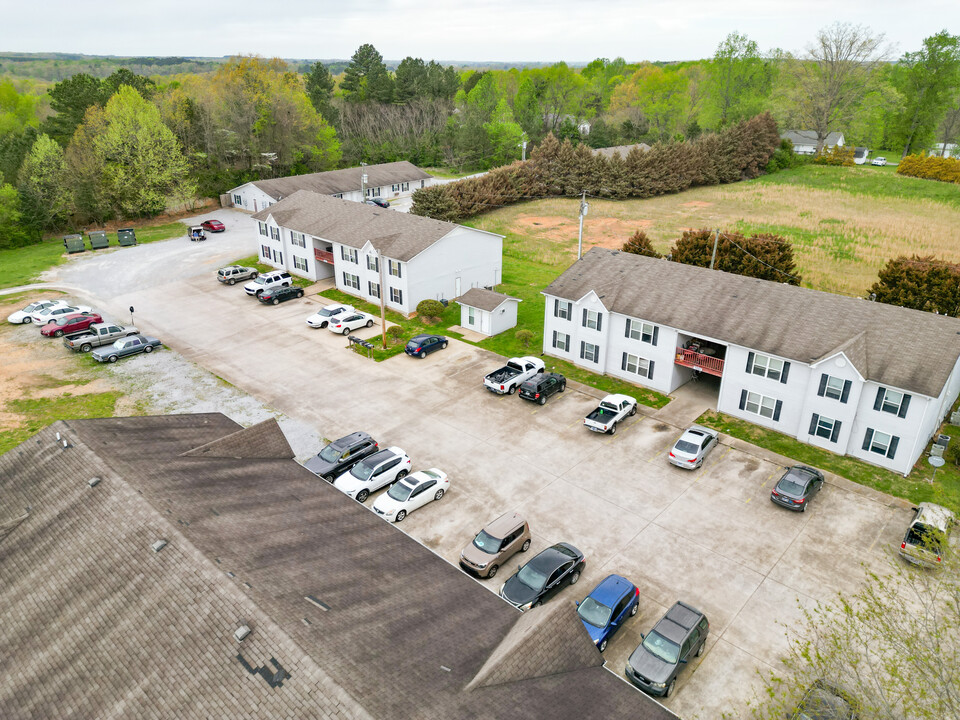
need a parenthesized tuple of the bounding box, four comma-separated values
(480, 311, 490, 334)
(455, 277, 461, 297)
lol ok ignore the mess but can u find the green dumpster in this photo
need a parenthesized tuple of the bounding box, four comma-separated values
(63, 234, 85, 254)
(117, 228, 137, 246)
(88, 230, 109, 250)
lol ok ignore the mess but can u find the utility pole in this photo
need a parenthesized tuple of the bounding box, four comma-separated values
(377, 249, 387, 349)
(360, 161, 368, 201)
(709, 229, 720, 270)
(577, 190, 589, 259)
(518, 137, 528, 161)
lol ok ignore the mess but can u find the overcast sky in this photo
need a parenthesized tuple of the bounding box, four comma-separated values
(6, 0, 958, 63)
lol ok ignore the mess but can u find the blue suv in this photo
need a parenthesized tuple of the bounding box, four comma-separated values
(576, 574, 639, 652)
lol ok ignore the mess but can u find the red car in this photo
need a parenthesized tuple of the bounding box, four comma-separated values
(41, 312, 103, 338)
(201, 219, 225, 232)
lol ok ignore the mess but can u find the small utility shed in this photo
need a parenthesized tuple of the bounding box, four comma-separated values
(457, 288, 520, 336)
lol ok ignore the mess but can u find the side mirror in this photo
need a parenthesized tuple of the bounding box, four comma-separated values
(575, 600, 580, 607)
(639, 633, 645, 640)
(680, 658, 688, 664)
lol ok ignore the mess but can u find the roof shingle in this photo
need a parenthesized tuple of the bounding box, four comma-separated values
(245, 161, 431, 200)
(456, 288, 520, 312)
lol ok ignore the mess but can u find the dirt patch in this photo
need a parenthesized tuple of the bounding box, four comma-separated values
(681, 201, 714, 208)
(84, 199, 216, 232)
(515, 215, 651, 251)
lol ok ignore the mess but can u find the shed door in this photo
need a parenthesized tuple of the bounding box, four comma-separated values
(480, 311, 490, 334)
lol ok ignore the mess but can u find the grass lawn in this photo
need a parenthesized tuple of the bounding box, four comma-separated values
(232, 255, 316, 289)
(421, 167, 484, 180)
(0, 391, 122, 456)
(0, 221, 186, 290)
(697, 410, 960, 513)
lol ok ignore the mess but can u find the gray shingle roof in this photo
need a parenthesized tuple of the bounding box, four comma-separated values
(456, 288, 520, 312)
(543, 248, 960, 397)
(592, 143, 651, 158)
(781, 130, 844, 147)
(245, 161, 432, 200)
(0, 414, 677, 720)
(252, 190, 460, 262)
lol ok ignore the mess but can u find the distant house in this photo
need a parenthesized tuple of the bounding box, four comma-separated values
(227, 161, 433, 213)
(931, 142, 959, 158)
(542, 248, 960, 476)
(456, 288, 521, 337)
(781, 130, 845, 155)
(546, 114, 592, 135)
(853, 147, 869, 165)
(251, 190, 503, 316)
(591, 144, 652, 159)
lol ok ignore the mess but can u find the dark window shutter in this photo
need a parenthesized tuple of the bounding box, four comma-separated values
(621, 352, 628, 371)
(830, 420, 842, 443)
(554, 298, 559, 317)
(652, 326, 659, 346)
(817, 374, 828, 396)
(582, 308, 587, 326)
(773, 400, 783, 422)
(566, 302, 572, 319)
(565, 335, 570, 352)
(780, 362, 790, 384)
(624, 319, 631, 338)
(580, 342, 585, 359)
(739, 389, 747, 410)
(597, 314, 602, 332)
(862, 429, 874, 451)
(841, 380, 851, 404)
(808, 414, 819, 435)
(873, 387, 884, 411)
(552, 330, 557, 348)
(898, 395, 911, 418)
(887, 436, 899, 459)
(746, 352, 754, 373)
(648, 360, 655, 378)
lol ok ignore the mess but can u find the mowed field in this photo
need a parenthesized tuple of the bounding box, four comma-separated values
(467, 164, 960, 298)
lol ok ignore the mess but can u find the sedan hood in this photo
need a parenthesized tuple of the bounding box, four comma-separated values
(501, 575, 539, 607)
(627, 646, 674, 685)
(371, 494, 403, 515)
(303, 455, 335, 476)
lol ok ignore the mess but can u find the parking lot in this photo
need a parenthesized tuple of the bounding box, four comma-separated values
(40, 209, 914, 718)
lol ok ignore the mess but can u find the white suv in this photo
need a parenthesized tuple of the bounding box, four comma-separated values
(244, 270, 292, 297)
(333, 447, 412, 503)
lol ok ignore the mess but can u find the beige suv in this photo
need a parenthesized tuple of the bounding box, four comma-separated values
(900, 502, 956, 567)
(459, 512, 531, 579)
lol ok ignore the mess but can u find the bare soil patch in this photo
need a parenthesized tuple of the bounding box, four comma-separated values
(681, 201, 714, 207)
(514, 214, 650, 252)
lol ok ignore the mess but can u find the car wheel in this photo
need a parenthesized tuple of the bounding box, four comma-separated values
(609, 422, 617, 435)
(434, 489, 444, 501)
(801, 503, 807, 513)
(396, 470, 408, 480)
(569, 570, 580, 585)
(598, 639, 608, 653)
(538, 395, 546, 406)
(532, 600, 542, 609)
(54, 329, 64, 337)
(629, 405, 637, 416)
(342, 327, 350, 335)
(419, 350, 426, 359)
(395, 510, 407, 522)
(21, 317, 32, 324)
(356, 490, 370, 503)
(255, 290, 263, 297)
(144, 345, 153, 353)
(665, 679, 676, 698)
(272, 298, 280, 305)
(441, 341, 448, 349)
(108, 355, 118, 363)
(365, 319, 373, 327)
(228, 279, 236, 285)
(560, 383, 566, 392)
(487, 564, 499, 578)
(297, 290, 304, 298)
(630, 602, 639, 616)
(696, 639, 705, 657)
(520, 539, 531, 552)
(507, 385, 516, 395)
(80, 343, 92, 353)
(251, 272, 259, 279)
(323, 474, 335, 483)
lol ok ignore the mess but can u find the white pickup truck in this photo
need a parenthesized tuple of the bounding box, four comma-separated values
(583, 394, 637, 434)
(483, 356, 545, 395)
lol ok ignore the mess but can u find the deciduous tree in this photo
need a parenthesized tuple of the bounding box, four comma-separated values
(0, 178, 29, 248)
(704, 32, 772, 128)
(17, 133, 73, 236)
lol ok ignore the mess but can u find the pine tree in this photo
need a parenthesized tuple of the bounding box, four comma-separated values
(621, 230, 662, 258)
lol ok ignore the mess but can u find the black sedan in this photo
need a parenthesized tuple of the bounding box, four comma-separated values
(499, 543, 585, 611)
(771, 465, 825, 512)
(258, 285, 304, 305)
(365, 198, 390, 209)
(404, 334, 447, 358)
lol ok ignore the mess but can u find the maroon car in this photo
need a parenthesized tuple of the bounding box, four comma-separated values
(40, 312, 103, 338)
(201, 219, 225, 232)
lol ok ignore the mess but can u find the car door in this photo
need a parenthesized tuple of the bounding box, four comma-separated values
(410, 479, 436, 511)
(371, 457, 401, 491)
(544, 561, 573, 601)
(608, 594, 631, 640)
(123, 337, 142, 356)
(542, 377, 557, 398)
(424, 337, 438, 354)
(498, 527, 522, 561)
(700, 434, 714, 460)
(681, 627, 700, 665)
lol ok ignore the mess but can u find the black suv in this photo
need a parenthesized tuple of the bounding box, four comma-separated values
(258, 285, 305, 305)
(625, 601, 709, 698)
(303, 432, 380, 481)
(518, 372, 566, 405)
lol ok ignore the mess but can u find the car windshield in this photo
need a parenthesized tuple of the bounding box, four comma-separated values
(675, 440, 699, 454)
(577, 597, 613, 628)
(642, 631, 680, 664)
(351, 458, 381, 481)
(472, 530, 502, 554)
(388, 482, 415, 502)
(778, 479, 806, 495)
(317, 444, 342, 463)
(318, 308, 336, 317)
(253, 276, 267, 285)
(516, 563, 549, 592)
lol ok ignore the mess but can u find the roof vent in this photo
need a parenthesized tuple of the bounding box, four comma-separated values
(88, 477, 101, 488)
(151, 539, 168, 553)
(235, 625, 252, 642)
(55, 432, 61, 441)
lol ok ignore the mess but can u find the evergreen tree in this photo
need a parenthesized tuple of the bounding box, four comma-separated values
(341, 44, 394, 103)
(621, 230, 662, 257)
(43, 73, 103, 145)
(305, 61, 339, 126)
(671, 229, 801, 285)
(869, 255, 960, 316)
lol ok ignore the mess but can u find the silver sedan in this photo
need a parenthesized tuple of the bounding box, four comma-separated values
(668, 425, 719, 469)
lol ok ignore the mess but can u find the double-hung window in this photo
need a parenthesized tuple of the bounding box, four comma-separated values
(401, 182, 409, 192)
(342, 272, 360, 290)
(553, 299, 572, 320)
(621, 352, 654, 379)
(391, 184, 400, 193)
(270, 226, 280, 241)
(367, 255, 379, 272)
(739, 390, 782, 421)
(808, 413, 841, 443)
(368, 281, 380, 298)
(293, 256, 308, 271)
(582, 309, 602, 331)
(580, 341, 599, 363)
(626, 319, 658, 345)
(341, 246, 358, 263)
(874, 388, 911, 417)
(290, 231, 306, 248)
(467, 307, 476, 325)
(817, 374, 851, 402)
(260, 244, 271, 259)
(551, 331, 570, 352)
(747, 352, 788, 382)
(862, 428, 899, 459)
(388, 259, 402, 278)
(234, 194, 242, 205)
(258, 222, 268, 237)
(390, 287, 403, 304)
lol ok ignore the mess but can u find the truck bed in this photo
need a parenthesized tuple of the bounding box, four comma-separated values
(486, 366, 520, 384)
(586, 404, 619, 422)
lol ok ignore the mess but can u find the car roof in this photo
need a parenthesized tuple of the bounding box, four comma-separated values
(483, 511, 526, 537)
(363, 446, 403, 464)
(913, 502, 956, 532)
(682, 425, 716, 440)
(330, 431, 372, 449)
(410, 333, 439, 341)
(588, 574, 635, 606)
(529, 543, 581, 571)
(405, 469, 442, 486)
(781, 466, 820, 484)
(654, 601, 704, 643)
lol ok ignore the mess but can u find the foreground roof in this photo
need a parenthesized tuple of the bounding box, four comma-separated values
(242, 161, 431, 200)
(543, 248, 960, 397)
(0, 414, 676, 720)
(456, 287, 520, 312)
(252, 190, 462, 262)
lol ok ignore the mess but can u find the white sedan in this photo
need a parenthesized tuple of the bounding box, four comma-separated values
(30, 303, 92, 325)
(333, 446, 411, 503)
(372, 469, 449, 522)
(306, 303, 355, 329)
(327, 311, 375, 335)
(7, 299, 64, 324)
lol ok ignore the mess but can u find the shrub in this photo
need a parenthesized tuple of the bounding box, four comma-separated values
(896, 154, 960, 184)
(869, 255, 960, 316)
(671, 229, 801, 285)
(945, 442, 960, 467)
(515, 329, 534, 348)
(416, 299, 445, 321)
(621, 230, 662, 258)
(814, 145, 855, 166)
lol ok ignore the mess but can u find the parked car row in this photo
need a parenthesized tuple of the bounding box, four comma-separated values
(6, 298, 162, 363)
